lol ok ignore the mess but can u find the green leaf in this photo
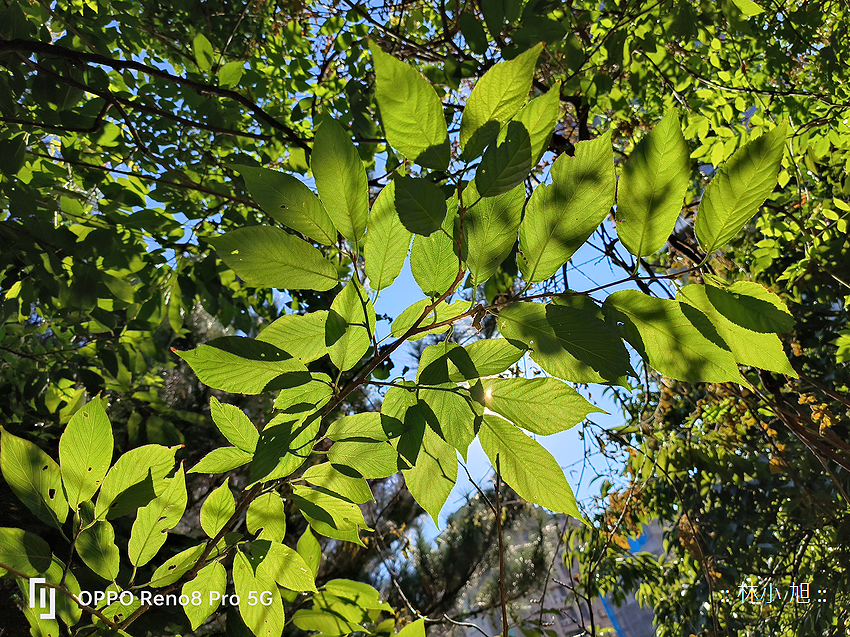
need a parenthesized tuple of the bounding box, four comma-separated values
(312, 118, 369, 243)
(209, 226, 338, 291)
(381, 387, 428, 468)
(128, 465, 187, 567)
(218, 60, 244, 87)
(95, 444, 178, 519)
(148, 543, 205, 587)
(291, 485, 371, 545)
(233, 551, 285, 637)
(302, 463, 374, 504)
(603, 290, 742, 383)
(463, 180, 525, 284)
(233, 165, 337, 245)
(324, 579, 391, 610)
(704, 281, 795, 333)
(678, 284, 796, 376)
(328, 440, 399, 478)
(370, 41, 449, 170)
(732, 0, 765, 15)
(398, 618, 426, 637)
(615, 110, 690, 258)
(76, 520, 119, 581)
(175, 336, 307, 394)
(193, 33, 215, 71)
(391, 299, 468, 341)
(210, 397, 259, 452)
(460, 13, 488, 54)
(273, 372, 333, 415)
(364, 182, 412, 291)
(0, 527, 51, 576)
(250, 414, 321, 483)
(297, 527, 321, 578)
(293, 609, 362, 636)
(189, 447, 253, 474)
(498, 302, 631, 383)
(411, 202, 461, 297)
(246, 492, 287, 541)
(474, 121, 534, 197)
(394, 176, 448, 236)
(0, 427, 68, 529)
(446, 338, 527, 381)
(695, 122, 787, 254)
(200, 479, 236, 538)
(480, 377, 604, 434)
(59, 398, 113, 510)
(461, 43, 543, 158)
(518, 131, 615, 282)
(325, 412, 401, 441)
(257, 311, 329, 364)
(510, 82, 561, 166)
(479, 415, 583, 519)
(252, 540, 318, 592)
(418, 385, 480, 460)
(326, 281, 376, 372)
(402, 426, 457, 526)
(418, 339, 526, 385)
(183, 561, 226, 630)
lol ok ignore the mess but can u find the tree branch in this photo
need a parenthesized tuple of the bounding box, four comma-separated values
(0, 38, 310, 150)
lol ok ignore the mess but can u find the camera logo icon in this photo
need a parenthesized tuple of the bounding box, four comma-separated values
(29, 578, 55, 620)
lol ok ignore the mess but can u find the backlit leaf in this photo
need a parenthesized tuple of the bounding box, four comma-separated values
(200, 479, 235, 538)
(128, 465, 187, 567)
(59, 397, 113, 510)
(480, 377, 604, 434)
(463, 180, 525, 284)
(95, 444, 178, 519)
(616, 110, 690, 258)
(370, 42, 449, 170)
(0, 427, 68, 529)
(183, 561, 226, 630)
(175, 337, 307, 394)
(403, 426, 457, 526)
(246, 492, 287, 541)
(210, 226, 338, 291)
(479, 415, 584, 520)
(411, 202, 461, 297)
(461, 43, 543, 158)
(76, 520, 120, 581)
(312, 118, 369, 243)
(678, 284, 796, 376)
(234, 165, 337, 245)
(257, 311, 329, 364)
(518, 132, 615, 282)
(364, 182, 412, 291)
(210, 397, 259, 452)
(189, 447, 253, 474)
(326, 281, 376, 372)
(603, 290, 742, 383)
(498, 302, 630, 383)
(695, 123, 787, 254)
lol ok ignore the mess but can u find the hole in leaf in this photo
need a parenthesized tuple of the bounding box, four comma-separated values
(42, 465, 48, 471)
(87, 467, 93, 472)
(48, 488, 56, 499)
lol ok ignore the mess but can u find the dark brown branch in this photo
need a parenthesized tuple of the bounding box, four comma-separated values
(0, 38, 310, 150)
